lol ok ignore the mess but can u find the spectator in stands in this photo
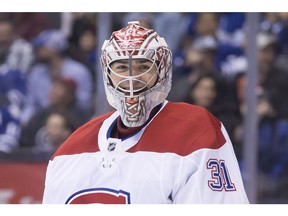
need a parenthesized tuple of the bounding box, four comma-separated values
(68, 13, 97, 78)
(0, 104, 21, 153)
(34, 111, 76, 152)
(216, 13, 247, 78)
(68, 13, 97, 47)
(20, 29, 93, 126)
(258, 13, 288, 73)
(174, 13, 246, 79)
(186, 35, 220, 74)
(217, 13, 246, 48)
(0, 55, 26, 153)
(194, 13, 220, 38)
(0, 18, 34, 75)
(259, 13, 283, 49)
(183, 73, 221, 111)
(169, 35, 221, 102)
(172, 13, 220, 73)
(236, 31, 288, 120)
(20, 77, 89, 148)
(0, 12, 52, 42)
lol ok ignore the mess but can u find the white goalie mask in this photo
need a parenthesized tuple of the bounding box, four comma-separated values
(100, 21, 172, 127)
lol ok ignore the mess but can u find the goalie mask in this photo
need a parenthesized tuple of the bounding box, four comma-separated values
(100, 21, 172, 127)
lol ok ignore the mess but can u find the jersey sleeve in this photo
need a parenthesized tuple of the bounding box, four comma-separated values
(172, 123, 249, 204)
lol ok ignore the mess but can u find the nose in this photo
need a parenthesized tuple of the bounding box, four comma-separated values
(130, 66, 142, 76)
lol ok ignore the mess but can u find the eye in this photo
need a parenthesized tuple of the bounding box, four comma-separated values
(111, 63, 129, 73)
(138, 63, 154, 72)
(116, 64, 128, 70)
(139, 64, 151, 70)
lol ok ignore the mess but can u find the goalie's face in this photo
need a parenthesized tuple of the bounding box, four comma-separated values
(109, 58, 158, 96)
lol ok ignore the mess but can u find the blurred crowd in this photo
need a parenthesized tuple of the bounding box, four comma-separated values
(1, 12, 288, 202)
(0, 13, 96, 153)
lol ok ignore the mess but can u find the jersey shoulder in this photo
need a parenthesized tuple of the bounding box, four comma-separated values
(165, 102, 217, 123)
(51, 112, 114, 160)
(129, 102, 226, 156)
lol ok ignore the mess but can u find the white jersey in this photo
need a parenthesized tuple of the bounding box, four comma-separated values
(42, 101, 249, 204)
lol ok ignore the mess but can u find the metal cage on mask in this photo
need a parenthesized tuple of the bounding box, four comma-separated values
(108, 50, 160, 95)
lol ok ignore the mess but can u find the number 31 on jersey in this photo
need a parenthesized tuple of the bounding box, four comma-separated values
(207, 159, 236, 191)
